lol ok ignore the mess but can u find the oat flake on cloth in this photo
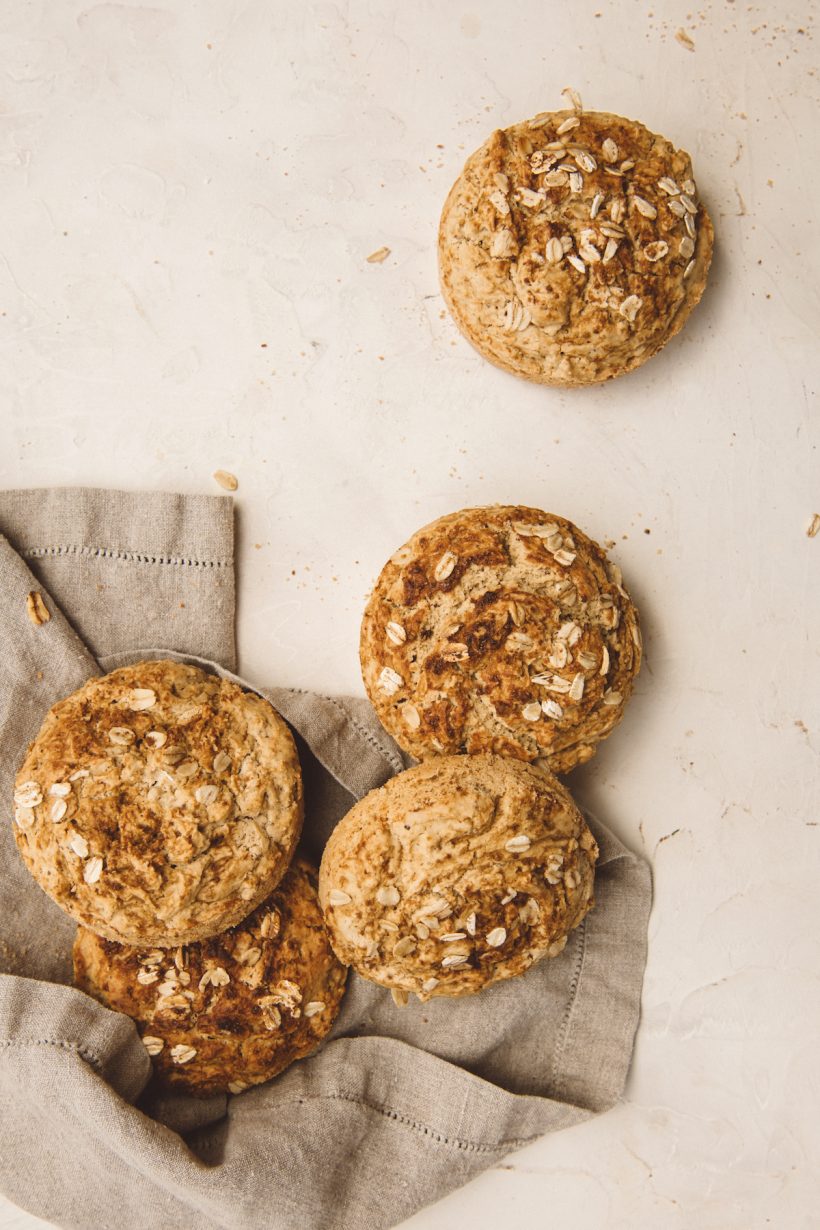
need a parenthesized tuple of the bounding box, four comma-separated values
(0, 488, 652, 1230)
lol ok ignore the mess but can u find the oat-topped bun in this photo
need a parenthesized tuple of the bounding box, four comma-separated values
(73, 860, 347, 1096)
(13, 660, 303, 946)
(438, 96, 713, 386)
(319, 756, 597, 1002)
(360, 505, 641, 774)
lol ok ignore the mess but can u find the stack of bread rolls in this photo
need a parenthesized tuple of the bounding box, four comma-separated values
(13, 660, 347, 1095)
(319, 504, 642, 1004)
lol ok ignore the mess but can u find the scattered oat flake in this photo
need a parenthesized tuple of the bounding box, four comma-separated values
(50, 798, 67, 823)
(213, 470, 238, 491)
(434, 551, 457, 582)
(170, 1044, 197, 1064)
(129, 688, 156, 711)
(676, 28, 695, 50)
(199, 966, 230, 990)
(807, 514, 820, 538)
(26, 591, 50, 627)
(505, 834, 531, 853)
(304, 1001, 325, 1017)
(385, 620, 407, 646)
(366, 246, 391, 264)
(142, 1035, 164, 1056)
(69, 833, 89, 858)
(14, 781, 42, 808)
(561, 86, 583, 113)
(83, 856, 103, 884)
(108, 726, 135, 745)
(377, 666, 403, 696)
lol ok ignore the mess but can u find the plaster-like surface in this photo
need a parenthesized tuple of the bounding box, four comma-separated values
(1, 2, 818, 1227)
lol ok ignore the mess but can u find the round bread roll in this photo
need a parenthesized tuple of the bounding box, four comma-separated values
(319, 756, 597, 1002)
(439, 99, 713, 386)
(73, 859, 347, 1096)
(360, 505, 641, 773)
(13, 660, 303, 946)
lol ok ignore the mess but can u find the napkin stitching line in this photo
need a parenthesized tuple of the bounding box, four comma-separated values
(0, 1037, 103, 1070)
(325, 696, 405, 774)
(221, 1091, 530, 1152)
(21, 546, 232, 569)
(549, 918, 588, 1100)
(322, 1093, 531, 1150)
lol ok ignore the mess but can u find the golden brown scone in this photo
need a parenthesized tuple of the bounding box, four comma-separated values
(13, 660, 303, 946)
(438, 99, 713, 386)
(360, 505, 641, 773)
(73, 860, 347, 1096)
(319, 756, 597, 1002)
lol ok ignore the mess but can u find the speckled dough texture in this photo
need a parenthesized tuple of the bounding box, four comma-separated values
(360, 505, 641, 773)
(73, 859, 347, 1096)
(438, 106, 713, 386)
(13, 660, 303, 946)
(319, 756, 597, 1002)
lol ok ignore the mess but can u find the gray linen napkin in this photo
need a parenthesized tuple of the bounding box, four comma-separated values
(0, 489, 652, 1230)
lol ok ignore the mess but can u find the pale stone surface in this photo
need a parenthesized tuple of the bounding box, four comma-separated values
(1, 2, 818, 1229)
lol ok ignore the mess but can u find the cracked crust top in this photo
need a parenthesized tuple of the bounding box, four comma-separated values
(438, 105, 713, 386)
(73, 859, 347, 1096)
(13, 660, 303, 946)
(360, 505, 641, 774)
(318, 756, 597, 1002)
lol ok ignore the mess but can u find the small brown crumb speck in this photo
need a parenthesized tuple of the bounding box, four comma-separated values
(675, 28, 695, 50)
(366, 246, 391, 264)
(26, 591, 50, 627)
(213, 470, 238, 492)
(807, 513, 820, 538)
